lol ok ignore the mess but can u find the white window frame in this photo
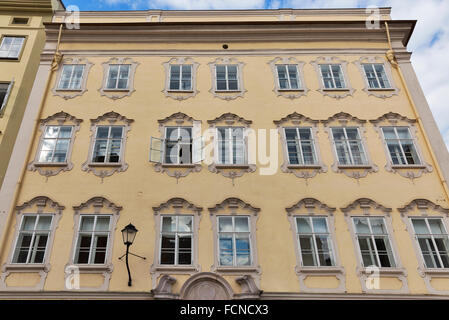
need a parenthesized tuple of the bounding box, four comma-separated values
(276, 64, 301, 90)
(105, 64, 130, 90)
(215, 64, 240, 92)
(57, 64, 85, 90)
(381, 126, 422, 166)
(319, 64, 346, 90)
(159, 215, 194, 266)
(352, 216, 397, 268)
(331, 127, 368, 166)
(0, 80, 13, 113)
(362, 63, 392, 89)
(11, 214, 53, 264)
(90, 125, 124, 164)
(410, 217, 449, 269)
(295, 216, 336, 268)
(0, 36, 25, 59)
(36, 125, 73, 164)
(168, 64, 193, 92)
(284, 127, 318, 166)
(73, 215, 112, 265)
(215, 127, 247, 165)
(217, 216, 252, 267)
(163, 126, 193, 165)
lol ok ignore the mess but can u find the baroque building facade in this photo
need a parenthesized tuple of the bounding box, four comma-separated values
(1, 7, 449, 299)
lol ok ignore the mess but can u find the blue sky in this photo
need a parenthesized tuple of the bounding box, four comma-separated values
(62, 0, 449, 150)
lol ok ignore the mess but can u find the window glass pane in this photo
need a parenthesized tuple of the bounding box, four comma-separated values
(76, 235, 92, 264)
(428, 219, 446, 235)
(370, 218, 387, 234)
(96, 127, 110, 139)
(332, 128, 345, 140)
(21, 216, 36, 231)
(219, 235, 233, 266)
(345, 128, 360, 140)
(162, 216, 176, 232)
(44, 126, 59, 139)
(216, 65, 226, 80)
(297, 217, 312, 233)
(160, 234, 175, 264)
(92, 140, 107, 162)
(354, 218, 370, 234)
(93, 235, 108, 264)
(235, 217, 249, 232)
(316, 235, 333, 266)
(36, 216, 52, 231)
(235, 234, 251, 266)
(401, 142, 420, 165)
(107, 65, 119, 88)
(177, 216, 192, 232)
(80, 216, 95, 231)
(358, 237, 376, 267)
(178, 235, 192, 265)
(312, 218, 328, 233)
(110, 127, 123, 139)
(397, 128, 411, 139)
(299, 236, 316, 266)
(387, 141, 406, 165)
(227, 65, 237, 80)
(58, 126, 72, 138)
(417, 237, 440, 268)
(382, 127, 397, 139)
(219, 217, 233, 232)
(95, 217, 110, 231)
(412, 219, 430, 235)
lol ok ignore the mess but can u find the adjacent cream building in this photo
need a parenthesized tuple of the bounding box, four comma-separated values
(1, 7, 449, 299)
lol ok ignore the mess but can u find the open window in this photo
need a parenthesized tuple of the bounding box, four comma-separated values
(0, 80, 14, 114)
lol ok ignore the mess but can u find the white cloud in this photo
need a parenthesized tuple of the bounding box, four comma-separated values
(147, 0, 265, 10)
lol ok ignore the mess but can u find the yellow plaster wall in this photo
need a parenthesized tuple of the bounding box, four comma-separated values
(0, 37, 446, 296)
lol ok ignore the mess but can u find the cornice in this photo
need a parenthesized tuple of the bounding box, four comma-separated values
(0, 0, 60, 12)
(44, 20, 415, 46)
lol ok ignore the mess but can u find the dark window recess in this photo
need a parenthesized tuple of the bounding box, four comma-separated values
(12, 17, 29, 25)
(0, 83, 9, 109)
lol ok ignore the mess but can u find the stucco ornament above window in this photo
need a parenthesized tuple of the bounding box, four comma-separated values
(208, 57, 247, 100)
(370, 112, 432, 181)
(162, 57, 199, 101)
(52, 57, 93, 100)
(322, 112, 378, 179)
(353, 56, 399, 99)
(310, 56, 355, 99)
(274, 112, 327, 181)
(81, 111, 134, 180)
(207, 113, 256, 184)
(268, 57, 309, 99)
(99, 57, 139, 100)
(149, 112, 203, 182)
(28, 111, 82, 178)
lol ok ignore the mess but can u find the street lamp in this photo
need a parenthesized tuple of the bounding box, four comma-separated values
(120, 223, 146, 287)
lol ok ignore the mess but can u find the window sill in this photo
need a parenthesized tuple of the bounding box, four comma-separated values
(215, 164, 250, 169)
(296, 266, 344, 275)
(278, 89, 305, 92)
(102, 89, 130, 92)
(152, 265, 198, 273)
(88, 162, 122, 167)
(167, 90, 194, 93)
(287, 164, 322, 169)
(214, 90, 242, 93)
(72, 264, 113, 273)
(161, 163, 196, 168)
(368, 88, 396, 91)
(3, 263, 48, 273)
(215, 266, 260, 274)
(55, 89, 82, 92)
(337, 165, 372, 169)
(359, 267, 406, 276)
(391, 165, 426, 169)
(322, 88, 350, 92)
(421, 268, 449, 277)
(33, 162, 68, 167)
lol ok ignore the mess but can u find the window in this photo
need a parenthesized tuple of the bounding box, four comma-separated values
(0, 82, 13, 112)
(382, 127, 421, 165)
(215, 65, 239, 91)
(319, 64, 346, 89)
(296, 216, 335, 267)
(37, 126, 73, 163)
(160, 215, 193, 265)
(106, 64, 130, 90)
(0, 36, 25, 59)
(74, 215, 111, 264)
(363, 63, 391, 89)
(284, 127, 317, 165)
(276, 64, 300, 90)
(411, 218, 449, 269)
(58, 64, 85, 90)
(11, 17, 29, 25)
(218, 216, 251, 267)
(353, 217, 396, 268)
(164, 127, 193, 164)
(12, 215, 53, 264)
(217, 127, 246, 165)
(169, 64, 192, 91)
(91, 126, 123, 163)
(331, 127, 368, 166)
